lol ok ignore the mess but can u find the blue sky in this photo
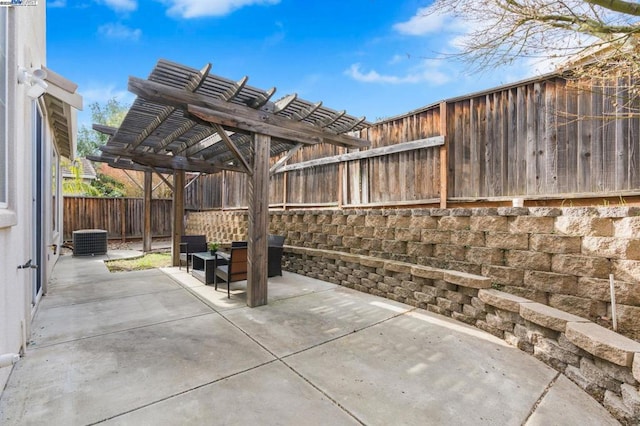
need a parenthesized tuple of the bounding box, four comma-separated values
(46, 0, 546, 127)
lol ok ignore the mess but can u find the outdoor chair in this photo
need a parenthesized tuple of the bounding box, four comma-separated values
(268, 235, 285, 277)
(179, 235, 207, 273)
(214, 246, 248, 298)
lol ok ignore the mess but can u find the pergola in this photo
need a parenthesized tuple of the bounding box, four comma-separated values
(89, 59, 371, 307)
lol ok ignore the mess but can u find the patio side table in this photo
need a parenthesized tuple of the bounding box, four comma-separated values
(191, 251, 229, 285)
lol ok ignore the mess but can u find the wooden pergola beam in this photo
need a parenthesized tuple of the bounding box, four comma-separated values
(128, 77, 369, 148)
(213, 123, 252, 175)
(128, 63, 212, 152)
(99, 145, 246, 174)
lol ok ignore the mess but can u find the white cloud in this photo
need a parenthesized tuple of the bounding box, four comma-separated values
(98, 23, 142, 41)
(161, 0, 280, 19)
(393, 7, 462, 36)
(98, 0, 137, 12)
(345, 63, 450, 86)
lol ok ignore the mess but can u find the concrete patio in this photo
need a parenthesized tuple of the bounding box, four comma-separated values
(0, 250, 620, 425)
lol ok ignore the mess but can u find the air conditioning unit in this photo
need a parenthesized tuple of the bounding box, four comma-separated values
(73, 229, 108, 256)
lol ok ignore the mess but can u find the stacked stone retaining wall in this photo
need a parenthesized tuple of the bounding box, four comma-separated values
(186, 206, 640, 340)
(185, 206, 640, 424)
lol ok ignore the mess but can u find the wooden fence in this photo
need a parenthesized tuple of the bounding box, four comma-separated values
(183, 73, 640, 210)
(63, 196, 172, 241)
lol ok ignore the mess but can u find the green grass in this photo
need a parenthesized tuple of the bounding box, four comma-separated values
(105, 252, 172, 272)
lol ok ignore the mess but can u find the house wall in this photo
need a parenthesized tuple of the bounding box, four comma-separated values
(0, 3, 64, 387)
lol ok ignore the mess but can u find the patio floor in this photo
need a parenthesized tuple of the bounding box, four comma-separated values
(0, 250, 620, 425)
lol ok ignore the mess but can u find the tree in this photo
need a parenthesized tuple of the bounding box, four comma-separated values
(423, 0, 640, 71)
(77, 98, 129, 157)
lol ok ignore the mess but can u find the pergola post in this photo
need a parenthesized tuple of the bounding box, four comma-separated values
(247, 133, 270, 307)
(439, 101, 448, 209)
(171, 170, 185, 266)
(143, 171, 152, 252)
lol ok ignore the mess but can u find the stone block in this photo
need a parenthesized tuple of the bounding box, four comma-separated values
(346, 214, 366, 226)
(406, 242, 433, 258)
(616, 304, 640, 341)
(498, 207, 529, 217)
(476, 320, 504, 338)
(614, 217, 640, 238)
(554, 216, 613, 237)
(411, 265, 444, 280)
(373, 227, 395, 240)
(534, 338, 579, 369)
(509, 216, 554, 234)
(364, 215, 387, 227)
(603, 391, 634, 422)
(470, 216, 508, 232)
(524, 270, 578, 294)
(451, 311, 476, 325)
(566, 321, 640, 366)
(520, 302, 589, 332)
(437, 216, 470, 231)
(528, 207, 562, 217)
(381, 239, 407, 255)
(486, 313, 514, 331)
(395, 227, 422, 242)
(621, 383, 640, 416)
(421, 229, 451, 244)
(434, 244, 466, 261)
(564, 365, 605, 400)
(450, 230, 485, 247)
(594, 358, 637, 385)
(437, 297, 462, 312)
(465, 247, 504, 265)
(389, 215, 413, 229)
(583, 237, 640, 260)
(462, 303, 483, 319)
(358, 256, 385, 268)
(530, 234, 582, 254)
(425, 303, 444, 316)
(557, 334, 583, 355)
(635, 353, 640, 382)
(575, 277, 640, 306)
(384, 260, 412, 274)
(447, 261, 482, 275)
(549, 294, 606, 319)
(551, 254, 611, 279)
(445, 289, 471, 305)
(612, 260, 640, 282)
(505, 250, 551, 271)
(580, 358, 622, 393)
(414, 291, 436, 304)
(429, 208, 450, 216)
(485, 232, 529, 250)
(393, 286, 412, 298)
(410, 215, 437, 229)
(445, 270, 491, 289)
(481, 265, 524, 286)
(597, 206, 640, 218)
(401, 280, 420, 292)
(478, 289, 531, 312)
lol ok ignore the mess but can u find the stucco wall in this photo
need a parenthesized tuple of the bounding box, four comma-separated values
(186, 206, 640, 341)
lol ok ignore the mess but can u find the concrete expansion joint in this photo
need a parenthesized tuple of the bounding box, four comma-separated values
(522, 371, 562, 425)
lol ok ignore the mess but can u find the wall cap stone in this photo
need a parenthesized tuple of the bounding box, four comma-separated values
(411, 265, 444, 280)
(520, 302, 589, 332)
(478, 289, 532, 312)
(565, 322, 640, 367)
(444, 271, 491, 288)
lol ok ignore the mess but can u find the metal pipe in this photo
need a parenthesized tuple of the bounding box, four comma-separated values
(0, 353, 20, 368)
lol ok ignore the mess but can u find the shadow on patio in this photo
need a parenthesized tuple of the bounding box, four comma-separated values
(0, 250, 620, 425)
